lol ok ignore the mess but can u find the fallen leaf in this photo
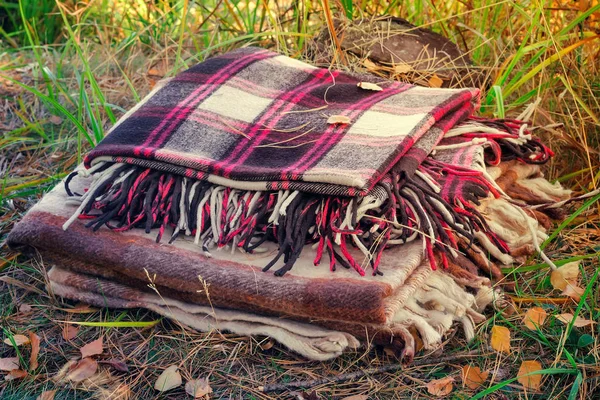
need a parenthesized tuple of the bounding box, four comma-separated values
(523, 307, 548, 330)
(19, 304, 33, 313)
(49, 115, 63, 125)
(80, 337, 103, 359)
(67, 358, 98, 382)
(3, 334, 30, 346)
(562, 284, 585, 301)
(99, 358, 129, 372)
(461, 365, 489, 390)
(393, 63, 413, 74)
(517, 360, 543, 390)
(363, 59, 380, 72)
(327, 115, 351, 125)
(62, 325, 79, 340)
(426, 376, 454, 397)
(341, 396, 369, 400)
(556, 313, 597, 328)
(0, 357, 20, 371)
(37, 390, 56, 400)
(29, 332, 40, 370)
(4, 369, 28, 381)
(428, 74, 444, 88)
(154, 365, 182, 392)
(185, 378, 213, 398)
(550, 261, 580, 291)
(357, 82, 383, 91)
(490, 325, 511, 354)
(53, 360, 77, 384)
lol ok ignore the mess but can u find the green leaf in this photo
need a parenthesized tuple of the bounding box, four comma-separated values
(577, 334, 594, 348)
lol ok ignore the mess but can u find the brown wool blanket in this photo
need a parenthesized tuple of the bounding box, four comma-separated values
(8, 47, 572, 360)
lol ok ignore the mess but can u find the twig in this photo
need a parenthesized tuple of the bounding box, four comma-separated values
(258, 350, 480, 392)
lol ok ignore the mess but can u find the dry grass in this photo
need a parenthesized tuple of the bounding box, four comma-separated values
(1, 0, 600, 398)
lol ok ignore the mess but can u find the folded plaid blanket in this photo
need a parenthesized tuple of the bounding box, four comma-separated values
(8, 47, 572, 361)
(60, 47, 553, 276)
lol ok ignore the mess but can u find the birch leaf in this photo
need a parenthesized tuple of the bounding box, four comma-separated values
(426, 376, 454, 397)
(0, 357, 20, 371)
(185, 378, 213, 398)
(66, 358, 98, 382)
(327, 115, 351, 125)
(357, 82, 383, 91)
(523, 307, 547, 330)
(4, 369, 28, 381)
(428, 74, 444, 88)
(80, 337, 103, 359)
(550, 261, 580, 291)
(29, 332, 40, 370)
(461, 365, 489, 390)
(37, 390, 56, 400)
(556, 313, 597, 327)
(3, 334, 30, 346)
(154, 365, 182, 392)
(490, 325, 511, 354)
(561, 284, 585, 301)
(517, 360, 543, 390)
(62, 325, 79, 340)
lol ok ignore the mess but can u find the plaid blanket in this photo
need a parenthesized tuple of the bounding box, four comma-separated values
(61, 47, 554, 276)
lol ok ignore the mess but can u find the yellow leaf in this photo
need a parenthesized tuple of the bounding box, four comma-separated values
(428, 74, 444, 88)
(80, 337, 103, 359)
(490, 325, 511, 354)
(517, 360, 543, 390)
(556, 313, 597, 328)
(327, 115, 351, 125)
(426, 376, 454, 397)
(363, 58, 379, 72)
(393, 63, 413, 74)
(155, 365, 182, 392)
(461, 365, 489, 390)
(357, 82, 383, 91)
(550, 261, 580, 291)
(561, 284, 584, 301)
(3, 334, 30, 347)
(523, 307, 547, 330)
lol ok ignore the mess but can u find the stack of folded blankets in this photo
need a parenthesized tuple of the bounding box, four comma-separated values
(8, 47, 572, 361)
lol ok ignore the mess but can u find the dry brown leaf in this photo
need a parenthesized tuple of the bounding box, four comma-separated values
(99, 358, 129, 372)
(154, 365, 182, 392)
(426, 376, 454, 397)
(67, 358, 98, 382)
(19, 304, 33, 313)
(562, 284, 585, 301)
(517, 360, 543, 390)
(428, 74, 444, 88)
(490, 325, 511, 354)
(80, 337, 103, 359)
(357, 82, 383, 91)
(556, 313, 597, 327)
(523, 307, 548, 330)
(326, 115, 351, 125)
(29, 332, 40, 370)
(550, 261, 580, 291)
(185, 378, 213, 398)
(0, 357, 20, 371)
(461, 365, 489, 390)
(341, 396, 369, 400)
(62, 324, 79, 340)
(3, 334, 30, 347)
(37, 390, 56, 400)
(49, 115, 63, 125)
(393, 63, 413, 74)
(5, 369, 28, 381)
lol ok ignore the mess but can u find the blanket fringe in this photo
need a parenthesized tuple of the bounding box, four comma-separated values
(63, 118, 558, 276)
